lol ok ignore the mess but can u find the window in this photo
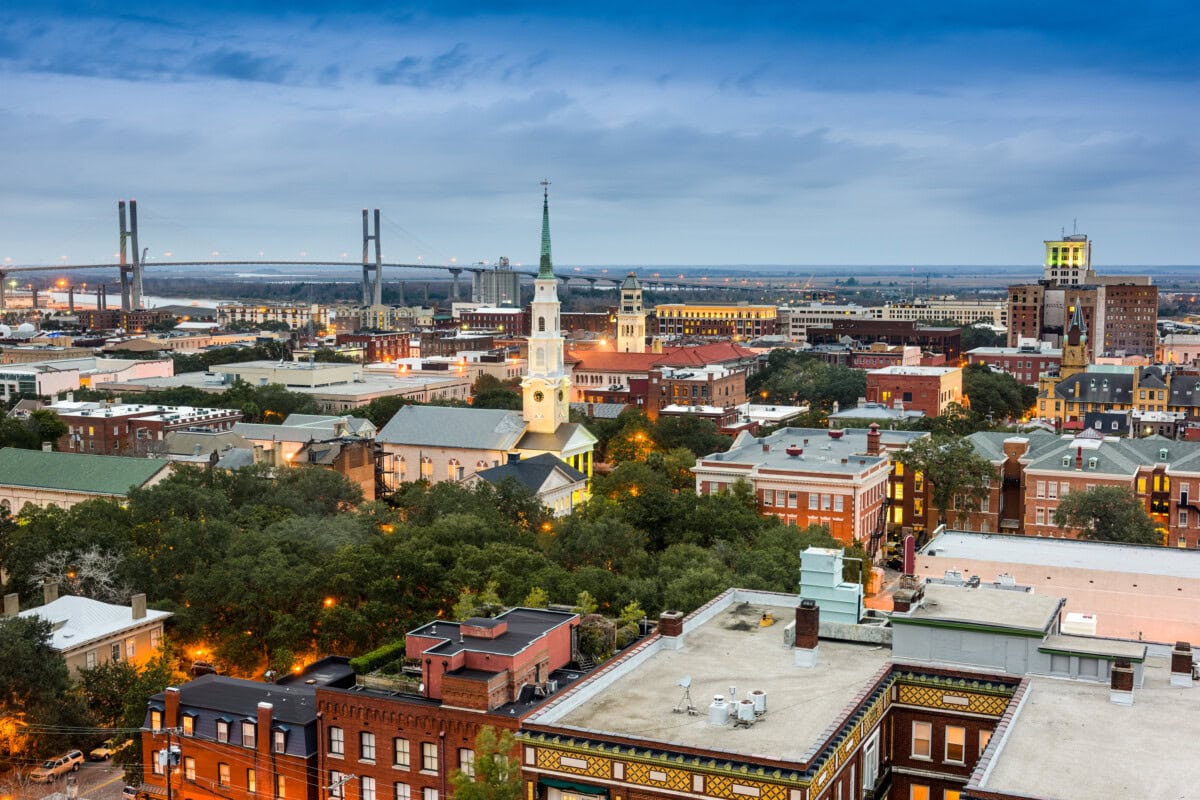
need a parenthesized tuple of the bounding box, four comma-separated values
(126, 637, 136, 658)
(330, 772, 345, 799)
(1060, 482, 1070, 497)
(86, 649, 97, 669)
(153, 754, 165, 776)
(787, 492, 797, 509)
(395, 785, 411, 800)
(422, 790, 438, 800)
(216, 720, 229, 743)
(1181, 509, 1190, 527)
(459, 749, 475, 777)
(218, 763, 231, 787)
(150, 709, 163, 732)
(276, 776, 286, 799)
(361, 732, 376, 761)
(911, 721, 932, 759)
(184, 757, 196, 781)
(763, 490, 774, 507)
(247, 770, 256, 794)
(274, 729, 287, 753)
(910, 787, 929, 800)
(808, 493, 818, 510)
(821, 494, 831, 511)
(393, 738, 410, 768)
(945, 725, 965, 763)
(362, 777, 377, 800)
(421, 742, 438, 773)
(1035, 507, 1045, 525)
(1047, 482, 1058, 500)
(1036, 480, 1046, 498)
(242, 721, 256, 748)
(112, 642, 122, 662)
(182, 715, 195, 737)
(329, 727, 344, 756)
(944, 792, 961, 800)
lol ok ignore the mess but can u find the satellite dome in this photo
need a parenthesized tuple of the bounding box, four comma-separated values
(17, 323, 35, 333)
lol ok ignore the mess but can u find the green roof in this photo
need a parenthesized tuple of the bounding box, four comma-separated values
(0, 448, 171, 496)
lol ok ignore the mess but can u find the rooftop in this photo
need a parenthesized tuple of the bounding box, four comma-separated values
(974, 655, 1200, 799)
(377, 406, 527, 450)
(531, 592, 891, 761)
(0, 448, 171, 495)
(20, 595, 171, 652)
(897, 582, 1064, 635)
(921, 530, 1200, 581)
(700, 426, 925, 475)
(408, 608, 577, 658)
(866, 365, 960, 376)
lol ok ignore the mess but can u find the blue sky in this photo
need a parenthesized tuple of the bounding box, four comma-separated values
(1, 2, 1197, 267)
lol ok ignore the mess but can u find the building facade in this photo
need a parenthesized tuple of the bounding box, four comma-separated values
(865, 366, 963, 418)
(616, 273, 646, 353)
(653, 303, 777, 340)
(53, 402, 242, 456)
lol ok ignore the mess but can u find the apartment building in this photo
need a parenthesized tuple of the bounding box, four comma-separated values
(653, 303, 777, 339)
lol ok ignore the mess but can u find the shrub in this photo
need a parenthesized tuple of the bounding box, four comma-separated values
(349, 640, 406, 674)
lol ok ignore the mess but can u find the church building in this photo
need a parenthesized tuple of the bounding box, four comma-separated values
(376, 184, 596, 497)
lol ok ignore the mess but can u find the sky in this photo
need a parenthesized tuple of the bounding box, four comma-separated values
(1, 1, 1198, 268)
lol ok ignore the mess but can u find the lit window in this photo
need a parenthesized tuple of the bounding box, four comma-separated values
(216, 720, 229, 743)
(979, 729, 993, 754)
(911, 721, 932, 759)
(910, 787, 929, 800)
(276, 775, 286, 799)
(182, 715, 195, 737)
(218, 763, 231, 787)
(247, 770, 256, 794)
(150, 709, 163, 732)
(184, 757, 196, 781)
(274, 729, 287, 754)
(242, 721, 256, 748)
(945, 725, 965, 763)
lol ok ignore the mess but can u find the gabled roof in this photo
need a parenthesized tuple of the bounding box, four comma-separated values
(1054, 372, 1134, 403)
(1169, 374, 1200, 409)
(964, 429, 1059, 463)
(20, 595, 171, 652)
(0, 449, 171, 496)
(163, 430, 250, 457)
(569, 401, 631, 420)
(282, 414, 376, 436)
(517, 422, 598, 455)
(377, 405, 528, 451)
(473, 453, 585, 494)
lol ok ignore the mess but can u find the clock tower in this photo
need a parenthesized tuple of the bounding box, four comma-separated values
(522, 181, 572, 434)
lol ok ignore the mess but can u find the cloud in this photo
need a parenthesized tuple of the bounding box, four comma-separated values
(376, 43, 473, 88)
(189, 48, 294, 84)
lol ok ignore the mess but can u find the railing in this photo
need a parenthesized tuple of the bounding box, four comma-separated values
(862, 765, 892, 800)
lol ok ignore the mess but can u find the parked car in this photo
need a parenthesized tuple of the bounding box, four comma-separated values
(122, 786, 141, 800)
(89, 737, 132, 760)
(29, 750, 84, 782)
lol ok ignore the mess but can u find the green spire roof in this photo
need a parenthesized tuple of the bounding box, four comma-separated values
(538, 180, 554, 279)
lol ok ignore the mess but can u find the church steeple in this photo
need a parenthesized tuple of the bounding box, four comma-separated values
(538, 179, 554, 280)
(523, 180, 571, 434)
(1061, 300, 1090, 379)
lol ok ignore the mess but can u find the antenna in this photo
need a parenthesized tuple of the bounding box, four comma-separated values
(673, 675, 697, 715)
(1073, 218, 1078, 235)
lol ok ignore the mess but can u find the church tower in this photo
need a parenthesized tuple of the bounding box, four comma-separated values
(522, 181, 572, 434)
(617, 272, 646, 353)
(1060, 301, 1090, 380)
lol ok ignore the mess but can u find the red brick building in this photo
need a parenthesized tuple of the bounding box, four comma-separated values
(53, 402, 242, 456)
(647, 365, 746, 418)
(966, 343, 1062, 386)
(865, 366, 963, 418)
(459, 307, 528, 335)
(807, 320, 962, 362)
(336, 332, 410, 363)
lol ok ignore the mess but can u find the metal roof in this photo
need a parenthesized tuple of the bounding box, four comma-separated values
(0, 448, 171, 495)
(376, 405, 528, 450)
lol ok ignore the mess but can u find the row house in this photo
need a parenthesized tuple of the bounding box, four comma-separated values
(962, 429, 1200, 547)
(693, 425, 927, 544)
(336, 332, 411, 363)
(1037, 365, 1175, 429)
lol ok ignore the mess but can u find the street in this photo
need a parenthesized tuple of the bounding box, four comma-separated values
(0, 762, 127, 800)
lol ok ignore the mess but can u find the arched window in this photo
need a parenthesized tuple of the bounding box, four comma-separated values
(538, 316, 546, 332)
(0, 499, 10, 515)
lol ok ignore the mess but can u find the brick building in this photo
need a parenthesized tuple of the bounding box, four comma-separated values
(807, 320, 962, 362)
(458, 307, 528, 335)
(217, 303, 330, 332)
(139, 659, 356, 800)
(966, 342, 1062, 386)
(52, 402, 242, 456)
(647, 365, 746, 417)
(336, 332, 411, 363)
(865, 366, 963, 418)
(693, 426, 927, 543)
(76, 308, 173, 331)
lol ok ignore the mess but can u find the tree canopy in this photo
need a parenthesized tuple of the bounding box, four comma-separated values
(748, 350, 866, 409)
(894, 436, 995, 527)
(1053, 485, 1162, 545)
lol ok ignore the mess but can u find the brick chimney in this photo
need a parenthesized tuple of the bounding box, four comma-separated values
(866, 423, 881, 456)
(794, 600, 820, 668)
(659, 610, 685, 651)
(3, 593, 17, 617)
(42, 580, 59, 605)
(131, 593, 147, 620)
(257, 700, 274, 756)
(1171, 641, 1194, 688)
(1110, 658, 1134, 706)
(164, 686, 181, 728)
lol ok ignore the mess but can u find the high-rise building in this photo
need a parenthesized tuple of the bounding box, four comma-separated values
(472, 257, 522, 306)
(616, 272, 646, 353)
(1042, 233, 1095, 285)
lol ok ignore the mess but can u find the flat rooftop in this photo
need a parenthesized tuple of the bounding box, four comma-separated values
(409, 608, 577, 658)
(866, 365, 959, 376)
(975, 655, 1200, 799)
(535, 596, 891, 761)
(923, 530, 1200, 581)
(900, 583, 1063, 635)
(700, 426, 924, 474)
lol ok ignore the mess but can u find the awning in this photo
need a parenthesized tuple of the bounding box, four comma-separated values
(539, 778, 608, 796)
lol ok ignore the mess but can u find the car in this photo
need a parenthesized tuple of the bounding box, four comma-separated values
(89, 737, 132, 761)
(122, 786, 141, 800)
(29, 750, 84, 783)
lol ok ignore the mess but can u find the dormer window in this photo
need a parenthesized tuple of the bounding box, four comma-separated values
(1062, 456, 1071, 467)
(1088, 457, 1098, 469)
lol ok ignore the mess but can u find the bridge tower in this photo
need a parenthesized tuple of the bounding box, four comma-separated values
(362, 208, 383, 306)
(117, 200, 144, 312)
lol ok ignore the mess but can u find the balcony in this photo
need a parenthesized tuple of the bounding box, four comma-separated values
(862, 765, 892, 800)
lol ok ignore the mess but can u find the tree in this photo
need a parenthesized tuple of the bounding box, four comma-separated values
(962, 363, 1029, 422)
(450, 727, 522, 800)
(0, 616, 87, 756)
(1053, 485, 1162, 545)
(895, 436, 994, 527)
(349, 395, 408, 428)
(652, 415, 730, 457)
(471, 374, 522, 410)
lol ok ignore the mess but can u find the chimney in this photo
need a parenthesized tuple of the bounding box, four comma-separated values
(1171, 641, 1194, 688)
(658, 610, 685, 650)
(866, 423, 881, 456)
(794, 600, 820, 667)
(257, 701, 274, 761)
(1075, 446, 1083, 470)
(42, 580, 59, 605)
(3, 593, 17, 617)
(132, 593, 147, 620)
(165, 686, 181, 728)
(1110, 658, 1135, 705)
(761, 442, 770, 453)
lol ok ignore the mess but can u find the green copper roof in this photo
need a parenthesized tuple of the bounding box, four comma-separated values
(538, 181, 554, 279)
(0, 448, 171, 496)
